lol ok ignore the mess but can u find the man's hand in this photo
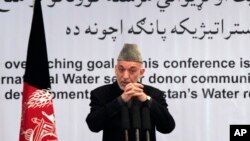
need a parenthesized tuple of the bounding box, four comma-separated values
(120, 83, 148, 103)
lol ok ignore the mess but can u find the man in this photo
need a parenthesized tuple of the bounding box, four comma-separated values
(86, 43, 175, 141)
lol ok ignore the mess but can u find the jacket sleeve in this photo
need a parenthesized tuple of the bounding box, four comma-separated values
(148, 89, 175, 133)
(85, 89, 124, 132)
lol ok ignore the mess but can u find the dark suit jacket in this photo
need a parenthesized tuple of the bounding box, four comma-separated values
(86, 82, 175, 141)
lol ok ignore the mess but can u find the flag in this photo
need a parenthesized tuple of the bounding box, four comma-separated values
(19, 0, 58, 141)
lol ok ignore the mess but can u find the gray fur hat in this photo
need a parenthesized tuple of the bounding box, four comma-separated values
(117, 43, 143, 63)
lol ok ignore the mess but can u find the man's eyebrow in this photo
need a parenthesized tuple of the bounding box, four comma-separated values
(129, 66, 139, 70)
(129, 66, 137, 68)
(118, 65, 124, 68)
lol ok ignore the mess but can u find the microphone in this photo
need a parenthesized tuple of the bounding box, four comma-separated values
(142, 106, 151, 141)
(132, 100, 141, 141)
(121, 106, 130, 141)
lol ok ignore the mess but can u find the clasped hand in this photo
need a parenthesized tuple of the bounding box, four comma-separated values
(121, 83, 147, 103)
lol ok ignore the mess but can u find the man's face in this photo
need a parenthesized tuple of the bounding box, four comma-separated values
(115, 61, 145, 90)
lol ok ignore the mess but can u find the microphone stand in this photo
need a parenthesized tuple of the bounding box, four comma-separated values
(132, 100, 141, 141)
(142, 106, 151, 141)
(121, 106, 130, 141)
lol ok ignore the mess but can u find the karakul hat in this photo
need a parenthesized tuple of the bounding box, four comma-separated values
(117, 43, 143, 63)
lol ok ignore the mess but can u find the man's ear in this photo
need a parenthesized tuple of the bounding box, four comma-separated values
(114, 65, 117, 74)
(140, 68, 145, 77)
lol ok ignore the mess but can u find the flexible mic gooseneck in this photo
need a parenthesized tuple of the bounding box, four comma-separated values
(142, 106, 151, 141)
(121, 106, 130, 141)
(132, 100, 141, 141)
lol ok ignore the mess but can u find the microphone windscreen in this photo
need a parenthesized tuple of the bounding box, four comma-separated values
(132, 101, 141, 129)
(121, 106, 130, 130)
(142, 107, 151, 130)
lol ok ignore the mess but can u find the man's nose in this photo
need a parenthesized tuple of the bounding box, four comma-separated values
(123, 71, 129, 79)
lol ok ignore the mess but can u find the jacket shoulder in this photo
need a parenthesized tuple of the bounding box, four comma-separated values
(91, 83, 113, 95)
(143, 84, 163, 93)
(90, 82, 121, 99)
(143, 84, 166, 98)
